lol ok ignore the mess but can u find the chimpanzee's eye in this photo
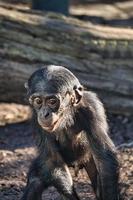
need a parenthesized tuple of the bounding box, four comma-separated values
(33, 97, 42, 107)
(47, 97, 59, 109)
(48, 98, 57, 106)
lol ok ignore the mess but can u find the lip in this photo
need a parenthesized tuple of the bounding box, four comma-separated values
(41, 120, 58, 132)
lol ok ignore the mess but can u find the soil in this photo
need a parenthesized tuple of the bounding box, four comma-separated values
(0, 104, 133, 200)
(0, 0, 133, 199)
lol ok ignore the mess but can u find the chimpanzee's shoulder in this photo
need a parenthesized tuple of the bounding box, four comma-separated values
(82, 91, 102, 107)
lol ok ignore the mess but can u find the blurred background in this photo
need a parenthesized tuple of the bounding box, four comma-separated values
(0, 0, 133, 199)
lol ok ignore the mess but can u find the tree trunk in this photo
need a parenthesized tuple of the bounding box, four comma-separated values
(0, 3, 133, 115)
(72, 0, 131, 4)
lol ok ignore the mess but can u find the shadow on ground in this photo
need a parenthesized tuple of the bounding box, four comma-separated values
(0, 113, 133, 199)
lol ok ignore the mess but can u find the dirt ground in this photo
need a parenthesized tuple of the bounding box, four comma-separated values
(0, 104, 133, 200)
(0, 0, 133, 199)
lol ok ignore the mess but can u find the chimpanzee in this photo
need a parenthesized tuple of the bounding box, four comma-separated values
(21, 65, 119, 200)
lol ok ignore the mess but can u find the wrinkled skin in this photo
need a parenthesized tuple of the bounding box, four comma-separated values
(21, 65, 119, 200)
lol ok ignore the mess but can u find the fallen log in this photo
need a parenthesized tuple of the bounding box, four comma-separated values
(0, 3, 133, 115)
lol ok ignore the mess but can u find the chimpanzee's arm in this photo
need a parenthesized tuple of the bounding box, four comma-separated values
(81, 92, 119, 200)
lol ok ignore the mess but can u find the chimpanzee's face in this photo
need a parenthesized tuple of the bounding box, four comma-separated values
(29, 91, 71, 132)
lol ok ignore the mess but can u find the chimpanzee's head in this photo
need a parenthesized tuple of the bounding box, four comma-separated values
(25, 65, 83, 132)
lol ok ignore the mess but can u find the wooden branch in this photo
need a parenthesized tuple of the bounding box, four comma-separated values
(0, 3, 133, 115)
(117, 142, 133, 149)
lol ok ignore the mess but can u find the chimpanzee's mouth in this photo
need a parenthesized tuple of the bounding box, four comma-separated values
(41, 120, 59, 132)
(39, 112, 64, 132)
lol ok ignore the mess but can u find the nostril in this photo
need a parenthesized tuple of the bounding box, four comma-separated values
(45, 112, 49, 119)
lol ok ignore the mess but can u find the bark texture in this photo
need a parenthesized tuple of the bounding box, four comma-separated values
(0, 3, 133, 115)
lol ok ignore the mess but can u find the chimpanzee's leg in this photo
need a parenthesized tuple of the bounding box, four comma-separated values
(21, 158, 80, 200)
(84, 157, 100, 200)
(52, 164, 80, 200)
(21, 159, 46, 200)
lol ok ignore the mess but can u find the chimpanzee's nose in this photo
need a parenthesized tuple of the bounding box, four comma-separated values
(44, 112, 50, 119)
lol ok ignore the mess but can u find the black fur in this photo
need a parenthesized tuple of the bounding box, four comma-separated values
(21, 65, 119, 200)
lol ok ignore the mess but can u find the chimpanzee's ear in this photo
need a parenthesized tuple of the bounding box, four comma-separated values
(73, 85, 83, 105)
(24, 82, 31, 97)
(24, 82, 29, 90)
